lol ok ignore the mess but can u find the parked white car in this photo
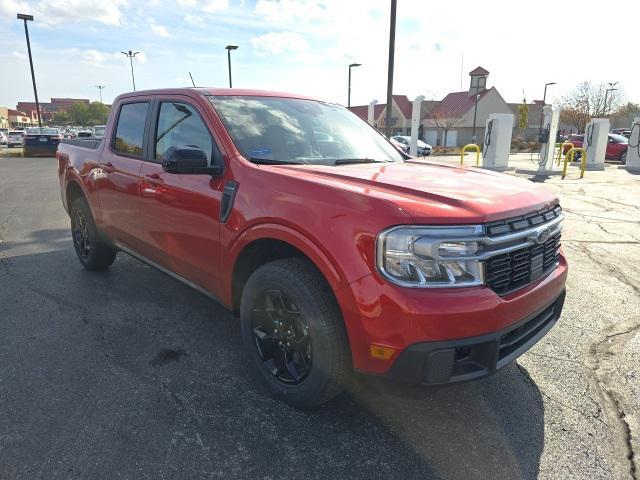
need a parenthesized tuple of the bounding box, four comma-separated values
(0, 131, 7, 145)
(7, 131, 25, 148)
(392, 135, 432, 156)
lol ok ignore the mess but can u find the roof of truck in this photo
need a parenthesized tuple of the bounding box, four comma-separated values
(115, 88, 317, 101)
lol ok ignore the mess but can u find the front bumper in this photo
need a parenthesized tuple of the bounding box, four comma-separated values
(385, 290, 565, 384)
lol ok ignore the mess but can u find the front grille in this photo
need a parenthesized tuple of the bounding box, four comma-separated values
(486, 204, 562, 236)
(485, 232, 561, 295)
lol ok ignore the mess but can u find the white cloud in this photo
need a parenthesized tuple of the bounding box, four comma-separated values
(150, 23, 170, 37)
(252, 31, 308, 57)
(176, 0, 229, 12)
(82, 49, 111, 67)
(183, 14, 205, 27)
(11, 51, 27, 60)
(2, 0, 129, 26)
(254, 0, 326, 23)
(203, 0, 228, 12)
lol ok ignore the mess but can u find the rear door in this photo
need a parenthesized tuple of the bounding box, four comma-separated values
(97, 98, 153, 250)
(137, 95, 226, 294)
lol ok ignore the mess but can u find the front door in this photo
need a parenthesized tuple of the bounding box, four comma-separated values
(138, 96, 225, 295)
(97, 99, 152, 250)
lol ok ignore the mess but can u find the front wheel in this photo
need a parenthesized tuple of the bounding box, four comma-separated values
(620, 151, 627, 164)
(240, 258, 350, 408)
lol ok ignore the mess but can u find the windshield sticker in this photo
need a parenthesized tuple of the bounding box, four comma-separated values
(250, 148, 272, 158)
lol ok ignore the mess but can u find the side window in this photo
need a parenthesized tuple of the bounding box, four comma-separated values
(155, 102, 218, 165)
(113, 102, 149, 157)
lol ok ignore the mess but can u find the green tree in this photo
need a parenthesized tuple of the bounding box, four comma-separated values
(517, 102, 528, 130)
(87, 102, 110, 125)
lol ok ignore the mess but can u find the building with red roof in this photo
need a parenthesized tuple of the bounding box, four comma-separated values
(348, 66, 555, 146)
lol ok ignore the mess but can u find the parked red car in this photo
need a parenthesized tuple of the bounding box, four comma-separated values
(57, 88, 567, 408)
(562, 133, 629, 164)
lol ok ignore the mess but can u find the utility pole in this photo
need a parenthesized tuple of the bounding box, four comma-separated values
(347, 63, 361, 107)
(120, 50, 139, 91)
(95, 85, 105, 103)
(17, 13, 42, 127)
(384, 0, 397, 137)
(225, 45, 238, 88)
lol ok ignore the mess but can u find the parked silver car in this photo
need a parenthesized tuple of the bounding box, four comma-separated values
(7, 131, 25, 148)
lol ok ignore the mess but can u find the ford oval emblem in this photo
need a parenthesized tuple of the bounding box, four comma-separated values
(536, 227, 551, 244)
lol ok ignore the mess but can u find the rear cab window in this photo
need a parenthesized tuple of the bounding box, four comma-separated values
(112, 102, 149, 157)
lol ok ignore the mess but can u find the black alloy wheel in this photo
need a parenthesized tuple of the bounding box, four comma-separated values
(250, 289, 312, 384)
(72, 207, 92, 261)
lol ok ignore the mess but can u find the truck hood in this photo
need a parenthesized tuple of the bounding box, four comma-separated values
(276, 160, 558, 224)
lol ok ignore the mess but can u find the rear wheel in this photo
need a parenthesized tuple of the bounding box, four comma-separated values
(240, 258, 350, 408)
(70, 197, 116, 270)
(620, 151, 627, 164)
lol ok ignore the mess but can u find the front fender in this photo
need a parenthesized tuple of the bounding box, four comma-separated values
(224, 222, 347, 300)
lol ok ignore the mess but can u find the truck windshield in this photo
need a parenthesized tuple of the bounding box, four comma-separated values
(209, 96, 404, 165)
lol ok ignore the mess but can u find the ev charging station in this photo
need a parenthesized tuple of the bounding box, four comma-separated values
(367, 100, 378, 126)
(537, 105, 560, 175)
(481, 113, 514, 171)
(625, 117, 640, 172)
(410, 96, 425, 156)
(582, 118, 609, 170)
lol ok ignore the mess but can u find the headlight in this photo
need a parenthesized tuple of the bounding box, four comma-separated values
(376, 226, 485, 288)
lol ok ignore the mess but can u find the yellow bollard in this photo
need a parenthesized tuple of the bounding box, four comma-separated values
(562, 147, 587, 179)
(460, 144, 480, 166)
(556, 142, 575, 166)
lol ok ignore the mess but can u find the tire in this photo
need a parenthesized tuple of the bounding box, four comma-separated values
(620, 151, 627, 164)
(70, 197, 117, 270)
(240, 258, 350, 408)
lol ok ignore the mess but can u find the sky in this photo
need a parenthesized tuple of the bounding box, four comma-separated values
(1, 0, 638, 110)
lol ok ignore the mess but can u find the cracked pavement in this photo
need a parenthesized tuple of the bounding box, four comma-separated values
(0, 154, 638, 479)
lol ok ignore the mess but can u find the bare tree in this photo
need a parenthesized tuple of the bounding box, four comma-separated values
(560, 81, 624, 132)
(431, 111, 463, 147)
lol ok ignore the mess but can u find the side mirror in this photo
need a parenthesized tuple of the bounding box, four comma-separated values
(161, 145, 222, 175)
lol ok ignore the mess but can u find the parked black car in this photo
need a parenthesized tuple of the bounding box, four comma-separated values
(22, 127, 62, 156)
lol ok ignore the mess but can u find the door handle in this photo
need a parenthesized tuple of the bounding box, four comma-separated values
(101, 161, 114, 173)
(140, 173, 164, 197)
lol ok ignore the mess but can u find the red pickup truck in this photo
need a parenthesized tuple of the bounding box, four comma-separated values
(57, 88, 567, 408)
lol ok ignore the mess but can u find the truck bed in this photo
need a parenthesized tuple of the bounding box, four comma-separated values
(60, 138, 103, 150)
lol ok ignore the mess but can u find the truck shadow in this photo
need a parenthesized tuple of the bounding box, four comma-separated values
(0, 248, 544, 480)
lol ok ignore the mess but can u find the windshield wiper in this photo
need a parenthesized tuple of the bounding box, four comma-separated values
(333, 158, 391, 165)
(248, 157, 306, 165)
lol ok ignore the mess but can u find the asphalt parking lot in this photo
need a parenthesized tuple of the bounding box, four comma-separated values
(1, 150, 638, 479)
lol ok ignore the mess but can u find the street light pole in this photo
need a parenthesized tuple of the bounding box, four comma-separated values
(225, 45, 238, 88)
(17, 13, 42, 127)
(121, 50, 139, 91)
(347, 63, 361, 107)
(604, 81, 618, 117)
(537, 81, 556, 134)
(384, 0, 397, 137)
(95, 85, 105, 103)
